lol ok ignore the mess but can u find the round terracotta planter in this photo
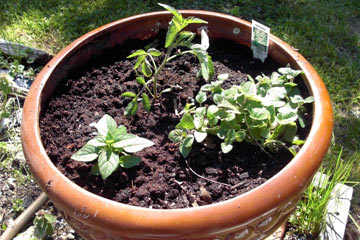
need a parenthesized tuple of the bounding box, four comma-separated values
(21, 10, 333, 240)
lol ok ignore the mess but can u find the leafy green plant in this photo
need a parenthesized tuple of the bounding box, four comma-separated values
(124, 3, 214, 116)
(71, 114, 154, 180)
(0, 74, 12, 120)
(169, 66, 314, 157)
(33, 210, 56, 239)
(288, 149, 355, 238)
(12, 198, 24, 213)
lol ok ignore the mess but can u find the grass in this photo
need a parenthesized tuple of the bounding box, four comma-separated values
(1, 0, 359, 237)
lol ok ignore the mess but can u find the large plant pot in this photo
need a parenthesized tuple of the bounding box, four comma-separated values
(21, 10, 333, 240)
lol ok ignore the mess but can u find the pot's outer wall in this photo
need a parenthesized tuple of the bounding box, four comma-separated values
(21, 11, 333, 240)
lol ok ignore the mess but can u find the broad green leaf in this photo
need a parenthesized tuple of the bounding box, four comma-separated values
(71, 144, 98, 162)
(127, 49, 146, 58)
(290, 95, 304, 104)
(98, 150, 119, 179)
(134, 55, 145, 70)
(177, 31, 195, 44)
(241, 81, 257, 95)
(92, 114, 117, 136)
(179, 142, 191, 158)
(249, 108, 270, 121)
(217, 73, 229, 81)
(124, 98, 138, 116)
(121, 92, 136, 98)
(288, 147, 297, 156)
(217, 124, 229, 140)
(221, 142, 233, 154)
(277, 112, 298, 125)
(195, 91, 207, 104)
(184, 16, 207, 25)
(293, 139, 305, 145)
(207, 105, 219, 119)
(183, 135, 194, 148)
(179, 113, 195, 129)
(147, 48, 162, 57)
(304, 96, 314, 103)
(194, 131, 207, 143)
(119, 155, 141, 168)
(141, 60, 152, 77)
(87, 136, 106, 147)
(136, 76, 146, 85)
(226, 129, 236, 142)
(114, 136, 154, 153)
(44, 213, 56, 225)
(165, 21, 181, 48)
(213, 94, 223, 104)
(193, 116, 204, 129)
(195, 107, 206, 116)
(235, 130, 246, 142)
(158, 3, 183, 23)
(142, 93, 151, 112)
(282, 123, 297, 142)
(169, 129, 184, 142)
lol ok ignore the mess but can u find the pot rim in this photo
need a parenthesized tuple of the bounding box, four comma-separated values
(21, 10, 333, 236)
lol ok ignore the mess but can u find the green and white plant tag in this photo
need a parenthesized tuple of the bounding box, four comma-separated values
(251, 20, 270, 63)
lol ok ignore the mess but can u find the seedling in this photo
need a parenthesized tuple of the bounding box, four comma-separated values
(124, 3, 214, 116)
(12, 198, 24, 213)
(169, 66, 314, 157)
(33, 210, 56, 239)
(71, 114, 154, 180)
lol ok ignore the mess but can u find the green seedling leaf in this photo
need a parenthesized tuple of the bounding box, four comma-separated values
(304, 96, 314, 103)
(98, 150, 120, 180)
(136, 76, 146, 85)
(235, 130, 246, 142)
(293, 139, 305, 145)
(91, 114, 117, 136)
(141, 59, 153, 77)
(241, 81, 257, 95)
(71, 144, 98, 162)
(87, 136, 107, 147)
(288, 147, 297, 156)
(142, 93, 151, 112)
(127, 49, 146, 58)
(195, 91, 207, 104)
(179, 113, 195, 129)
(194, 116, 204, 129)
(119, 155, 141, 168)
(207, 105, 219, 119)
(158, 3, 183, 23)
(169, 129, 184, 142)
(185, 16, 207, 25)
(249, 108, 270, 121)
(114, 137, 154, 153)
(194, 130, 207, 143)
(180, 135, 194, 158)
(134, 55, 146, 70)
(147, 48, 162, 56)
(217, 73, 229, 81)
(124, 97, 138, 116)
(122, 92, 137, 98)
(221, 142, 233, 153)
(277, 111, 298, 125)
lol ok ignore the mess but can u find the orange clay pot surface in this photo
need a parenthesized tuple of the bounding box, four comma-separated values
(21, 10, 333, 240)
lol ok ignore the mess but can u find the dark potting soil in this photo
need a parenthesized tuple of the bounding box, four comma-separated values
(39, 33, 312, 209)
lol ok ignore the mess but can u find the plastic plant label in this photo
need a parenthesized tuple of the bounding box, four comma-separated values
(251, 20, 270, 63)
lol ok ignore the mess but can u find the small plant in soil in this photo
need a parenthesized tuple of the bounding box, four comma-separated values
(124, 3, 214, 116)
(33, 210, 56, 239)
(169, 66, 314, 157)
(71, 114, 154, 180)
